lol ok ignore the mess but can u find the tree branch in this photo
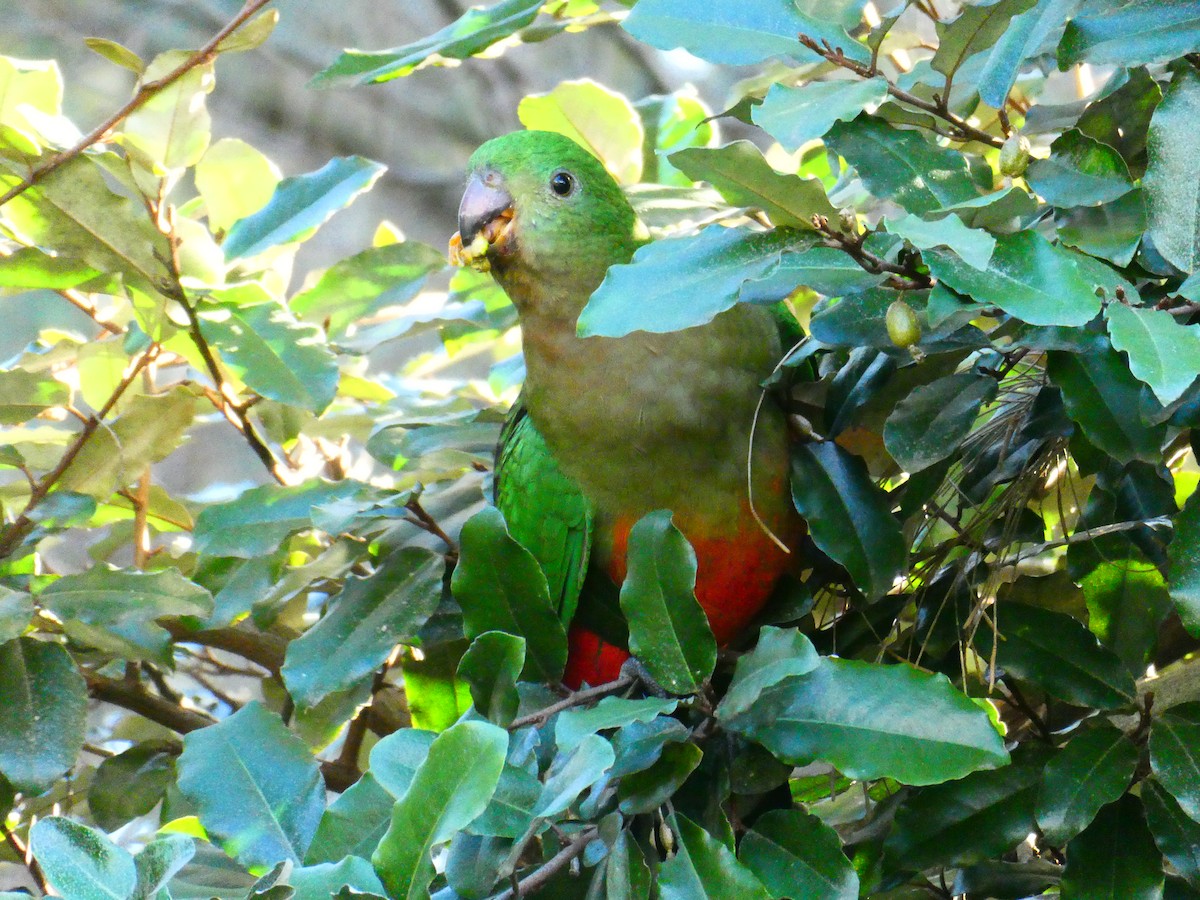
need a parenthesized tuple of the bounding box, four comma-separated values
(0, 0, 276, 211)
(797, 33, 1004, 149)
(497, 826, 600, 898)
(161, 619, 288, 673)
(811, 215, 933, 290)
(509, 674, 636, 731)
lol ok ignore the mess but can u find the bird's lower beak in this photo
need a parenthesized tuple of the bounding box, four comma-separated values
(449, 173, 515, 270)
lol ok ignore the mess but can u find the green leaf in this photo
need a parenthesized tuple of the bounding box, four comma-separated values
(1169, 490, 1200, 637)
(884, 756, 1043, 869)
(290, 242, 446, 336)
(982, 602, 1137, 708)
(29, 817, 137, 900)
(1143, 778, 1200, 888)
(122, 52, 213, 171)
(0, 638, 86, 794)
(1083, 554, 1172, 673)
(1150, 703, 1200, 823)
(1036, 723, 1139, 844)
(216, 8, 279, 53)
(555, 696, 677, 752)
(0, 155, 171, 288)
(1026, 128, 1134, 207)
(310, 0, 541, 86)
(930, 185, 1039, 229)
(976, 0, 1082, 108)
(604, 829, 652, 900)
(200, 301, 339, 413)
(931, 0, 1037, 82)
(1107, 302, 1200, 406)
(1048, 343, 1167, 465)
(578, 225, 796, 338)
(369, 728, 437, 799)
(306, 774, 394, 864)
(283, 547, 444, 708)
(739, 808, 858, 900)
(623, 0, 868, 68)
(741, 246, 884, 303)
(177, 702, 325, 869)
(824, 115, 981, 214)
(925, 231, 1102, 327)
(372, 721, 507, 900)
(715, 626, 819, 721)
(619, 510, 716, 694)
(0, 246, 99, 290)
(458, 631, 526, 726)
(39, 566, 212, 663)
(724, 657, 1009, 785)
(0, 368, 68, 424)
(752, 79, 889, 153)
(90, 743, 176, 832)
(112, 386, 198, 472)
(451, 506, 567, 683)
(790, 441, 905, 600)
(467, 763, 541, 837)
(0, 588, 32, 643)
(884, 373, 998, 473)
(193, 479, 361, 558)
(669, 142, 836, 228)
(534, 732, 616, 818)
(0, 55, 62, 139)
(1059, 0, 1200, 68)
(289, 859, 386, 900)
(1145, 68, 1200, 274)
(1059, 189, 1148, 267)
(1060, 794, 1165, 900)
(222, 156, 385, 259)
(133, 834, 195, 900)
(609, 717, 690, 779)
(518, 79, 645, 184)
(617, 740, 702, 815)
(660, 814, 771, 900)
(195, 138, 282, 234)
(884, 212, 996, 270)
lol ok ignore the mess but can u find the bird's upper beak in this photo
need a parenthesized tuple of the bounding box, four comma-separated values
(448, 172, 515, 270)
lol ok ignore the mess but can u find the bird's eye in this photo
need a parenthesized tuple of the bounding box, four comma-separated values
(550, 171, 575, 197)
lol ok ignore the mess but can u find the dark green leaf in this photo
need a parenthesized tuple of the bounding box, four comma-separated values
(884, 373, 998, 473)
(619, 510, 716, 694)
(193, 479, 361, 558)
(884, 212, 996, 270)
(983, 602, 1137, 708)
(659, 814, 771, 900)
(222, 156, 385, 259)
(1060, 794, 1164, 900)
(90, 743, 176, 832)
(372, 721, 507, 899)
(926, 231, 1102, 327)
(715, 626, 819, 721)
(885, 756, 1043, 869)
(39, 567, 212, 663)
(724, 657, 1008, 785)
(931, 0, 1037, 81)
(310, 0, 541, 86)
(1037, 722, 1139, 844)
(669, 142, 835, 228)
(977, 0, 1082, 108)
(1169, 490, 1200, 637)
(451, 506, 567, 683)
(0, 638, 86, 794)
(578, 225, 795, 338)
(604, 829, 652, 900)
(740, 808, 858, 900)
(752, 79, 889, 153)
(741, 247, 885, 303)
(1026, 128, 1134, 207)
(369, 728, 436, 798)
(289, 858, 386, 900)
(555, 696, 677, 751)
(177, 702, 325, 868)
(535, 732, 616, 818)
(305, 774, 394, 865)
(1048, 343, 1167, 464)
(0, 588, 34, 643)
(133, 834, 195, 900)
(1145, 68, 1200, 274)
(825, 115, 981, 214)
(29, 817, 136, 900)
(1059, 0, 1200, 68)
(608, 717, 691, 779)
(623, 0, 869, 68)
(283, 547, 444, 708)
(790, 441, 905, 599)
(1082, 554, 1171, 672)
(1059, 189, 1147, 266)
(1144, 778, 1200, 887)
(1150, 703, 1200, 822)
(617, 741, 702, 814)
(1107, 302, 1200, 407)
(467, 763, 541, 838)
(458, 631, 526, 726)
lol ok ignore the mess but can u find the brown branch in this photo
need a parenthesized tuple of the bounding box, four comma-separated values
(811, 215, 933, 290)
(0, 0, 276, 211)
(497, 826, 600, 898)
(509, 674, 636, 731)
(405, 494, 458, 555)
(1, 821, 47, 894)
(798, 33, 1004, 149)
(0, 344, 160, 559)
(57, 288, 125, 335)
(161, 619, 288, 673)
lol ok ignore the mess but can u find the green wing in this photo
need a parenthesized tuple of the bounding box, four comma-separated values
(494, 399, 593, 625)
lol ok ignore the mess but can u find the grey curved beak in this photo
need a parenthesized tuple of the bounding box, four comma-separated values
(458, 173, 514, 244)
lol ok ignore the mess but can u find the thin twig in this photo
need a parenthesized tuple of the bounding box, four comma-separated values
(1, 822, 47, 894)
(797, 33, 1004, 149)
(812, 215, 933, 289)
(405, 494, 458, 554)
(497, 826, 601, 898)
(509, 674, 636, 730)
(0, 0, 276, 210)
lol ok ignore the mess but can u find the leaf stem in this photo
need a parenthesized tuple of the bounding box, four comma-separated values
(509, 674, 636, 730)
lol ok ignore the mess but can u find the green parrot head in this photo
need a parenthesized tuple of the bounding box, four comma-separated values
(451, 130, 646, 314)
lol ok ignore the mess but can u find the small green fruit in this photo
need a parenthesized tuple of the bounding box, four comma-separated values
(999, 134, 1031, 177)
(886, 299, 921, 348)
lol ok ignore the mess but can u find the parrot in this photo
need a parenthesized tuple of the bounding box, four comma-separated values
(449, 130, 803, 689)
